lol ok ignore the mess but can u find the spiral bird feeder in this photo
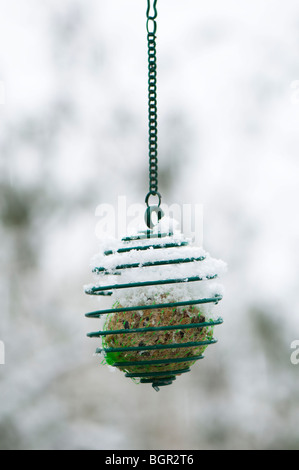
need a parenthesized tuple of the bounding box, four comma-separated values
(84, 1, 226, 391)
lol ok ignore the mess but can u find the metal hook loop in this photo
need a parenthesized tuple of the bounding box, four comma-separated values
(144, 204, 164, 229)
(145, 191, 162, 208)
(147, 0, 158, 20)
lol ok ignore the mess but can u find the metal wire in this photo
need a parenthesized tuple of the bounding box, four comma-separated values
(85, 230, 223, 391)
(145, 0, 161, 209)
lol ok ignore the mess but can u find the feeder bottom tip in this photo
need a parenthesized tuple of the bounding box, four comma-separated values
(152, 385, 160, 392)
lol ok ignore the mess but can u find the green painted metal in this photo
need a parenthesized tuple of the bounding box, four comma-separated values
(85, 294, 222, 319)
(125, 368, 190, 379)
(95, 339, 217, 355)
(112, 355, 204, 368)
(146, 0, 158, 21)
(88, 318, 223, 338)
(121, 231, 172, 242)
(141, 377, 175, 384)
(85, 274, 218, 296)
(144, 204, 164, 229)
(103, 241, 188, 256)
(92, 256, 206, 273)
(145, 0, 159, 210)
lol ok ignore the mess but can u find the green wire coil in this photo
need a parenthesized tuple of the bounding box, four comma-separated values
(85, 229, 223, 391)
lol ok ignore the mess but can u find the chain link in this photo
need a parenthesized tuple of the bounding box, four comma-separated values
(145, 0, 161, 207)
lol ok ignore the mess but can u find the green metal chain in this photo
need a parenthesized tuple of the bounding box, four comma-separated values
(145, 0, 161, 209)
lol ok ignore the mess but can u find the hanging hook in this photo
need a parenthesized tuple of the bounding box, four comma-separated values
(144, 204, 164, 229)
(147, 0, 158, 34)
(145, 191, 163, 228)
(147, 0, 158, 20)
(145, 191, 161, 208)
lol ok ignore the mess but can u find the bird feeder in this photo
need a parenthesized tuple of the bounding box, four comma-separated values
(84, 0, 226, 391)
(85, 220, 225, 391)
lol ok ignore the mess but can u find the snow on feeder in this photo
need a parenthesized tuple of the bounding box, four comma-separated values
(85, 217, 226, 391)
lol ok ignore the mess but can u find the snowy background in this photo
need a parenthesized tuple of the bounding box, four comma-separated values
(0, 0, 299, 450)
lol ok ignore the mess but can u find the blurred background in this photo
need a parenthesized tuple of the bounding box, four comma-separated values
(0, 0, 299, 450)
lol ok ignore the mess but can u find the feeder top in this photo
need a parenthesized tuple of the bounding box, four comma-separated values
(85, 216, 227, 319)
